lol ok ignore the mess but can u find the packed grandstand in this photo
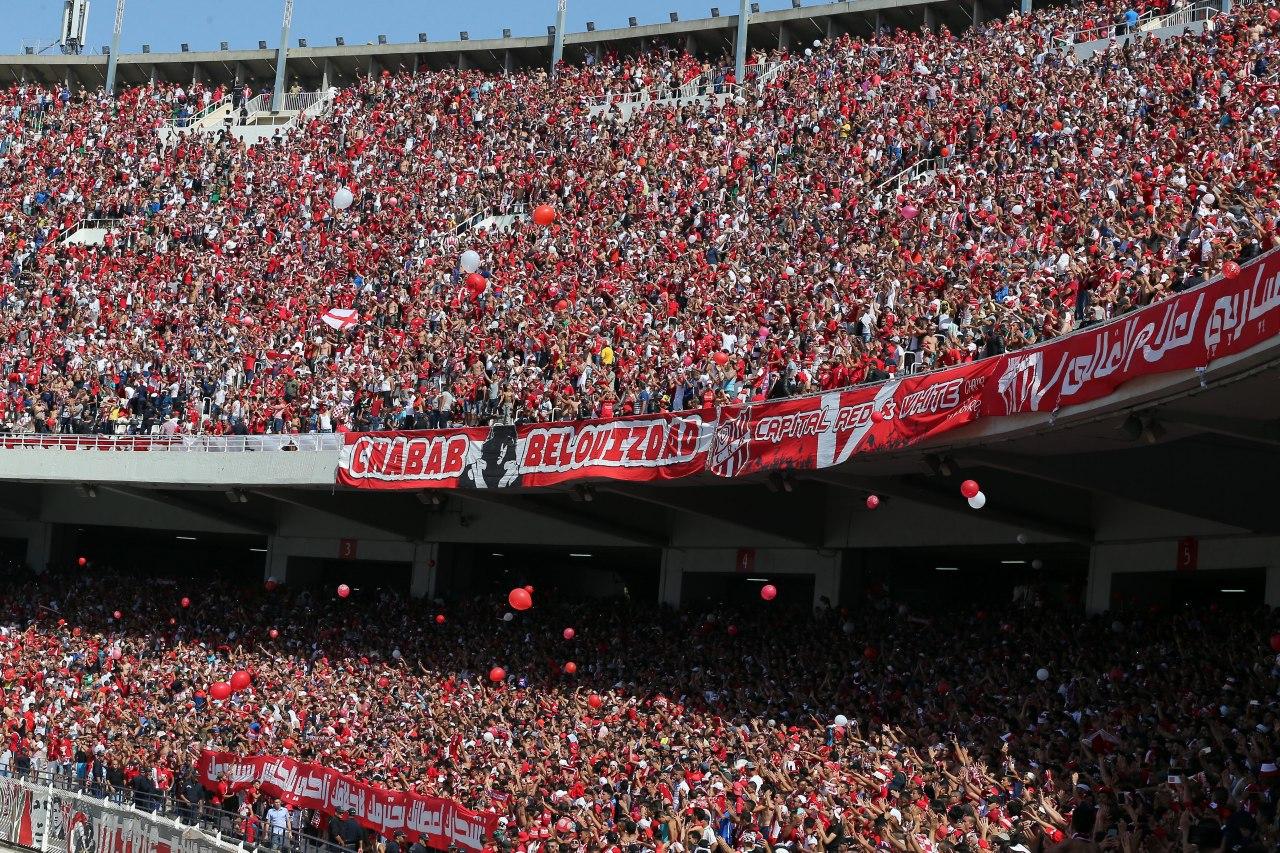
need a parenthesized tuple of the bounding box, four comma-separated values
(4, 0, 1271, 436)
(0, 1, 1276, 853)
(0, 563, 1276, 853)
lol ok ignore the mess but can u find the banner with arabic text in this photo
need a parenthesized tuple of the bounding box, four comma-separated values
(199, 751, 496, 851)
(338, 247, 1280, 490)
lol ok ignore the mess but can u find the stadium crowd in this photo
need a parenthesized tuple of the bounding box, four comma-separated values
(0, 564, 1275, 853)
(0, 0, 1275, 434)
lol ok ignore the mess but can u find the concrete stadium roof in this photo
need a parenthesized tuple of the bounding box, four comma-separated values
(0, 0, 1013, 89)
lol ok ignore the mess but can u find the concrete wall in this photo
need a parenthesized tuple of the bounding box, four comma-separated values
(660, 547, 841, 609)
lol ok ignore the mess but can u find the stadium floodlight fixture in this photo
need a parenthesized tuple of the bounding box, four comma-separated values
(259, 39, 268, 49)
(628, 15, 637, 26)
(220, 41, 229, 50)
(503, 28, 512, 37)
(460, 31, 470, 40)
(142, 44, 150, 52)
(670, 11, 679, 21)
(548, 25, 557, 35)
(23, 46, 33, 55)
(751, 2, 760, 11)
(298, 37, 307, 47)
(586, 21, 595, 31)
(792, 0, 801, 6)
(180, 42, 189, 52)
(712, 7, 720, 16)
(102, 45, 110, 54)
(419, 32, 428, 42)
(335, 36, 345, 45)
(378, 34, 387, 44)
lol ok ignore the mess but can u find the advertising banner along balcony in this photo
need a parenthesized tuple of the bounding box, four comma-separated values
(338, 249, 1280, 490)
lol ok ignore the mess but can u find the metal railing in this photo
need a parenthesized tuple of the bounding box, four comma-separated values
(0, 433, 343, 453)
(279, 91, 327, 113)
(163, 94, 231, 130)
(1055, 0, 1217, 46)
(59, 217, 122, 244)
(5, 769, 348, 853)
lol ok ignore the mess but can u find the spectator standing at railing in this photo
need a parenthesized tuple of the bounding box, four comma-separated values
(266, 799, 292, 850)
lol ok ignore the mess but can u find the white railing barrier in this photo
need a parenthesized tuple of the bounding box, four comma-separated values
(0, 433, 343, 453)
(0, 775, 242, 853)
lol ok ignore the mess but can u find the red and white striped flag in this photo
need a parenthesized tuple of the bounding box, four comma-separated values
(320, 308, 359, 331)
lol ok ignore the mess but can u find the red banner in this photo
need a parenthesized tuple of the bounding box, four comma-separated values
(198, 751, 497, 850)
(338, 249, 1280, 490)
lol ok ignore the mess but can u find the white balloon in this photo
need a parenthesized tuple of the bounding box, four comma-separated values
(333, 187, 354, 210)
(460, 250, 482, 274)
(1011, 204, 1023, 216)
(834, 714, 849, 727)
(1036, 668, 1050, 681)
(483, 731, 495, 743)
(967, 491, 987, 509)
(813, 39, 822, 47)
(1016, 533, 1028, 545)
(1203, 192, 1215, 205)
(1031, 558, 1044, 569)
(805, 48, 814, 57)
(502, 612, 514, 622)
(392, 649, 402, 660)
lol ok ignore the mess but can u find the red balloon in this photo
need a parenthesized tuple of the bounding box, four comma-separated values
(488, 666, 506, 683)
(180, 597, 191, 608)
(1223, 261, 1241, 280)
(230, 670, 252, 692)
(77, 557, 87, 567)
(563, 627, 575, 640)
(532, 204, 557, 227)
(863, 646, 878, 661)
(264, 579, 278, 592)
(337, 584, 351, 599)
(727, 625, 739, 636)
(113, 611, 122, 620)
(1269, 7, 1279, 22)
(1270, 633, 1280, 652)
(713, 351, 729, 366)
(210, 682, 232, 701)
(435, 614, 446, 624)
(563, 661, 577, 674)
(1052, 120, 1063, 131)
(466, 272, 487, 294)
(269, 628, 279, 639)
(870, 410, 884, 423)
(169, 618, 176, 625)
(2, 668, 15, 681)
(508, 587, 532, 611)
(524, 584, 534, 594)
(760, 584, 777, 601)
(587, 694, 603, 709)
(555, 299, 568, 312)
(377, 676, 390, 689)
(960, 479, 981, 499)
(282, 738, 296, 750)
(866, 495, 881, 510)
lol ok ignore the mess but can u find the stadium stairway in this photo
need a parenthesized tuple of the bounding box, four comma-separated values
(157, 89, 334, 146)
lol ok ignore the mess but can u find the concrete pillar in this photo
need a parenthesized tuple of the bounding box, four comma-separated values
(503, 50, 514, 73)
(973, 0, 984, 25)
(778, 24, 792, 50)
(1265, 564, 1280, 609)
(826, 17, 842, 40)
(266, 536, 289, 585)
(1021, 0, 1031, 13)
(191, 63, 202, 88)
(233, 61, 245, 87)
(659, 549, 684, 608)
(320, 59, 331, 90)
(551, 0, 567, 76)
(458, 52, 469, 71)
(813, 553, 842, 609)
(25, 523, 52, 575)
(149, 64, 158, 86)
(685, 33, 697, 56)
(368, 56, 379, 79)
(1084, 545, 1111, 615)
(411, 55, 419, 76)
(410, 543, 438, 599)
(923, 5, 937, 32)
(874, 12, 884, 33)
(734, 0, 750, 83)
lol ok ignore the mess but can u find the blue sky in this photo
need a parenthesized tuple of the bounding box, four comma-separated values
(8, 0, 798, 54)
